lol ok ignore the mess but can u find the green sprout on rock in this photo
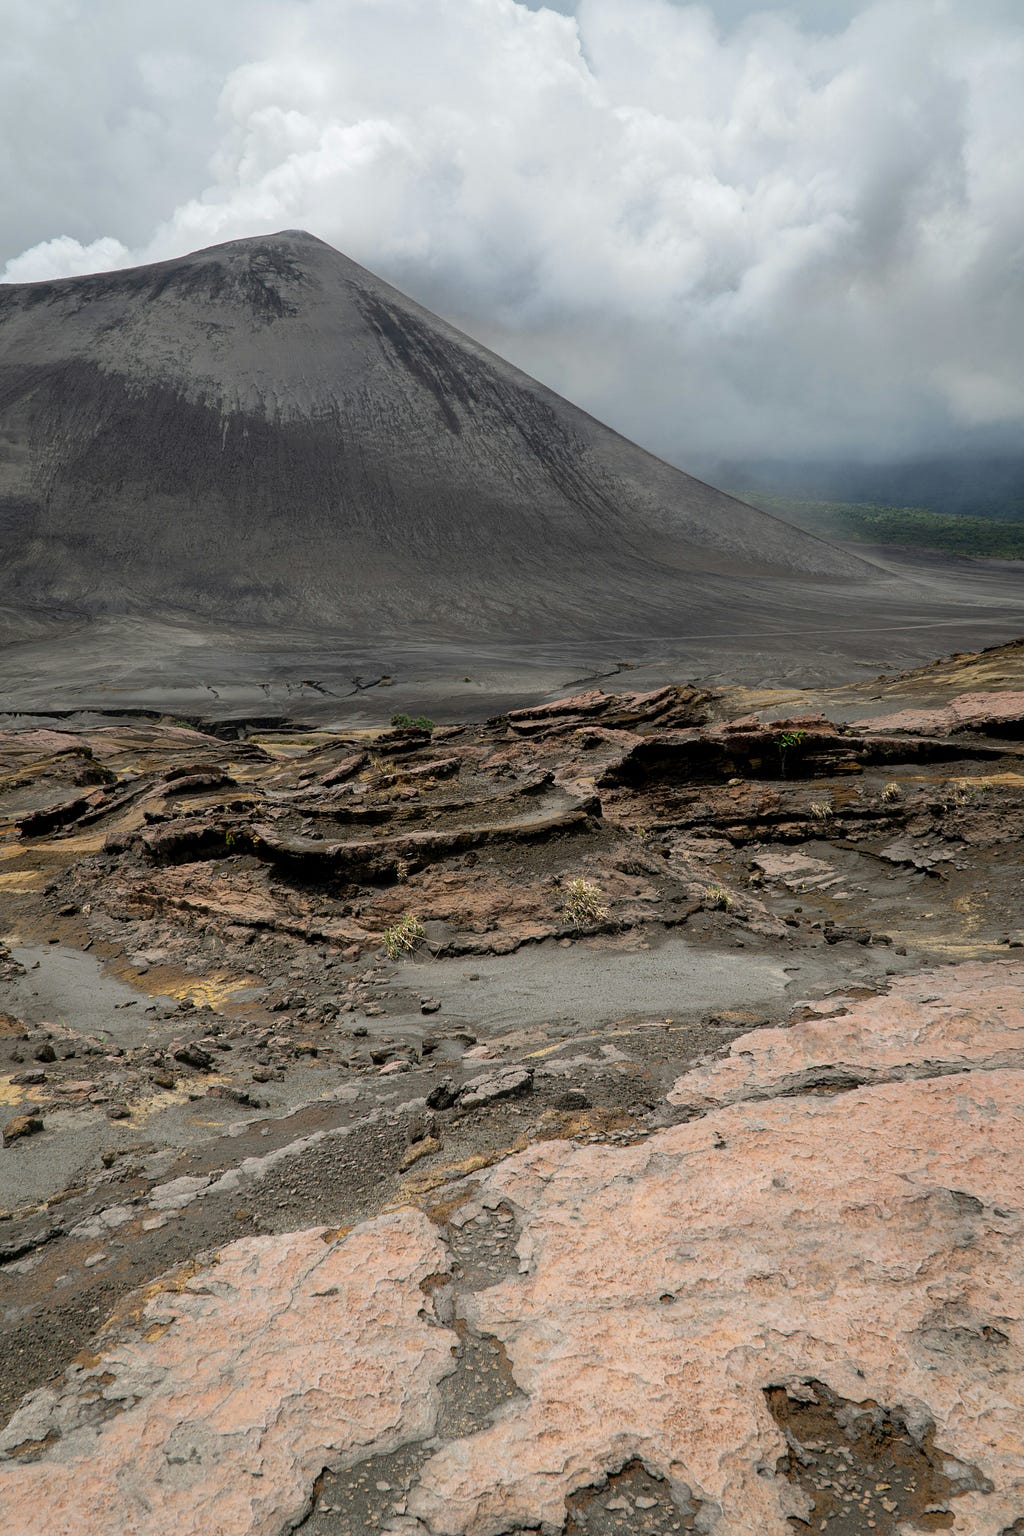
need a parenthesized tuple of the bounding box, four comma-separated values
(775, 728, 806, 777)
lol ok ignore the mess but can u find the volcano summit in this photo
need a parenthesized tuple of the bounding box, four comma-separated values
(0, 229, 862, 626)
(0, 230, 1022, 716)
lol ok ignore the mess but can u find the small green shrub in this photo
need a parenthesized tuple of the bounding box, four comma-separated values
(881, 782, 903, 803)
(563, 877, 609, 928)
(390, 712, 435, 732)
(703, 885, 733, 911)
(775, 728, 806, 778)
(382, 912, 426, 959)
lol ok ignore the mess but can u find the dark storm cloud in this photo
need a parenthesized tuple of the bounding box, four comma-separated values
(3, 0, 1023, 464)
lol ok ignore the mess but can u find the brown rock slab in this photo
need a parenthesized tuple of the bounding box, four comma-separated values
(505, 685, 709, 735)
(320, 750, 368, 787)
(2, 1115, 44, 1147)
(457, 1064, 534, 1110)
(173, 1043, 213, 1072)
(855, 689, 1024, 737)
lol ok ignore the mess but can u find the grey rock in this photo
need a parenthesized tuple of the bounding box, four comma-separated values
(426, 1080, 459, 1112)
(173, 1043, 214, 1072)
(458, 1065, 535, 1111)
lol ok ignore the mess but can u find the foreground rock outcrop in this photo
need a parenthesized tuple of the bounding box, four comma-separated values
(414, 1067, 1024, 1536)
(3, 961, 1023, 1536)
(669, 958, 1024, 1108)
(0, 1211, 453, 1535)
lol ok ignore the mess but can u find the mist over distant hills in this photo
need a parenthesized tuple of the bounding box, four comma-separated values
(709, 455, 1024, 522)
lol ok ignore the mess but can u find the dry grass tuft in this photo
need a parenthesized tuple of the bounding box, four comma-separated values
(563, 877, 609, 927)
(383, 912, 426, 959)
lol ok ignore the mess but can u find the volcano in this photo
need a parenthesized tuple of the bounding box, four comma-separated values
(0, 229, 869, 635)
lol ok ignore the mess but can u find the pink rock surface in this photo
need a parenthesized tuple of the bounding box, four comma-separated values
(4, 967, 1024, 1536)
(855, 689, 1024, 734)
(0, 1211, 453, 1536)
(0, 728, 83, 757)
(410, 1069, 1024, 1536)
(668, 959, 1024, 1110)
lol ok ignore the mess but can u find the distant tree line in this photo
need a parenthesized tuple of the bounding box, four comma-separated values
(743, 495, 1024, 561)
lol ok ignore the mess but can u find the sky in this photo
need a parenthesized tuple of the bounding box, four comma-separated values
(3, 0, 1023, 469)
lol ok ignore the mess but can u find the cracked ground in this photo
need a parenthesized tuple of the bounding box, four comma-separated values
(1, 639, 1024, 1534)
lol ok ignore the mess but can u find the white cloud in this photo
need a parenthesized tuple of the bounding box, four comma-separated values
(2, 0, 1023, 464)
(1, 236, 131, 284)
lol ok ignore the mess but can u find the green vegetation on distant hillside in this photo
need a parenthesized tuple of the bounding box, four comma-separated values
(743, 496, 1024, 560)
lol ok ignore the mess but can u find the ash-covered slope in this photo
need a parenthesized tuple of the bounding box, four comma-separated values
(0, 229, 869, 634)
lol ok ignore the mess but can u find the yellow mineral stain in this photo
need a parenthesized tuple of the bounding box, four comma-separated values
(0, 1078, 74, 1106)
(928, 939, 1010, 959)
(108, 959, 257, 1013)
(226, 762, 267, 782)
(406, 1108, 637, 1212)
(31, 832, 108, 857)
(141, 1322, 173, 1344)
(401, 1149, 507, 1200)
(887, 932, 1007, 959)
(102, 1256, 214, 1333)
(321, 1224, 355, 1245)
(525, 1021, 688, 1059)
(0, 869, 44, 891)
(250, 732, 337, 759)
(169, 975, 252, 1010)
